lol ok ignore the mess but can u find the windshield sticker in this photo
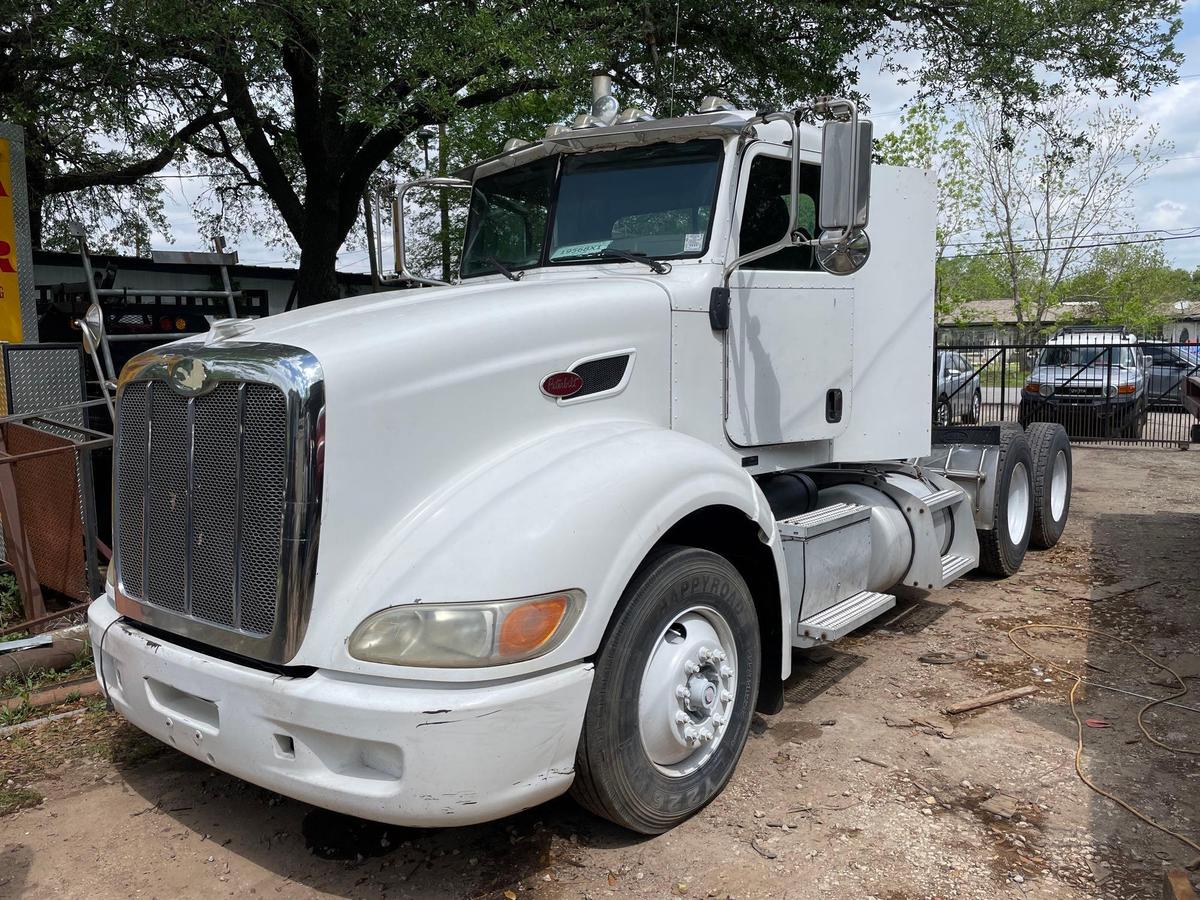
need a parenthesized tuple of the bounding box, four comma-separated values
(550, 240, 612, 260)
(683, 233, 704, 253)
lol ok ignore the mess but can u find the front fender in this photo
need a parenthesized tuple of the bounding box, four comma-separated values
(306, 421, 788, 683)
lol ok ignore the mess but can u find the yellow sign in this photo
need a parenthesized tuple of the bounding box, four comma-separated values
(0, 137, 22, 342)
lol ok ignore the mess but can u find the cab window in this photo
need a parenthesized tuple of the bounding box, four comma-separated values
(739, 155, 820, 270)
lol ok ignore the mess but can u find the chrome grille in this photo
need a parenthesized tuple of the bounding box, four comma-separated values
(116, 378, 289, 636)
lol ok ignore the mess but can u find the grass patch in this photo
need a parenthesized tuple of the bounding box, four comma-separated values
(0, 785, 42, 816)
(0, 646, 95, 705)
(0, 573, 22, 632)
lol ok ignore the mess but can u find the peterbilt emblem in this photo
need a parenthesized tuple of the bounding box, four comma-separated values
(168, 357, 212, 396)
(541, 371, 583, 398)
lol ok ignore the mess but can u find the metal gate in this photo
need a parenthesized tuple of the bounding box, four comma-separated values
(934, 330, 1200, 447)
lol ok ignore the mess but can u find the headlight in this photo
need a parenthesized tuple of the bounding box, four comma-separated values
(348, 590, 584, 667)
(1038, 383, 1053, 398)
(1106, 384, 1119, 397)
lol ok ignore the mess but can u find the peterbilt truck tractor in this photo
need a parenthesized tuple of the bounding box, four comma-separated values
(89, 77, 1073, 835)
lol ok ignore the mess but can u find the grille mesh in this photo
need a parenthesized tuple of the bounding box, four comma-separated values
(116, 383, 148, 598)
(144, 385, 189, 614)
(573, 355, 630, 397)
(116, 378, 289, 636)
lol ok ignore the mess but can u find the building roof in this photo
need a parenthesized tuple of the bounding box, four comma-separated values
(940, 298, 1200, 326)
(33, 248, 375, 286)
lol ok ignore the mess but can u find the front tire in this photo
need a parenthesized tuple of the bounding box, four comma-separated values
(977, 424, 1035, 577)
(571, 546, 760, 834)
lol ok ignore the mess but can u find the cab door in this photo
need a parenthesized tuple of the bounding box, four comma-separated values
(724, 147, 854, 447)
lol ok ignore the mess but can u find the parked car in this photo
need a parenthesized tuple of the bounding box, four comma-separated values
(1019, 327, 1147, 439)
(1138, 341, 1200, 408)
(935, 350, 981, 425)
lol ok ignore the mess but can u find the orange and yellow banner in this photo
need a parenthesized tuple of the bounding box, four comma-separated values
(0, 137, 23, 342)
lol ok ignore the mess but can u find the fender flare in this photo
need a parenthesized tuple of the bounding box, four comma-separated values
(315, 421, 791, 684)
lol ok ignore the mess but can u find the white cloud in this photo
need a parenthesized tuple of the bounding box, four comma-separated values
(1145, 199, 1189, 228)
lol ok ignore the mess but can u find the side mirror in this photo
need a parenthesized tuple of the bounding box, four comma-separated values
(819, 119, 872, 232)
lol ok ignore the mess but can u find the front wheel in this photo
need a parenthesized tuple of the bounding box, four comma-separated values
(571, 546, 760, 834)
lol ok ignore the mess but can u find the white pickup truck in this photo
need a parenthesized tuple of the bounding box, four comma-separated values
(89, 79, 1073, 835)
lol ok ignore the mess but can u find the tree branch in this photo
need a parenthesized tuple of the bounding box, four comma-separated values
(44, 108, 233, 193)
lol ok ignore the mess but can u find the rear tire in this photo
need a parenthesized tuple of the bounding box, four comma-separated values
(1025, 422, 1071, 549)
(571, 546, 760, 834)
(977, 424, 1034, 577)
(936, 399, 952, 426)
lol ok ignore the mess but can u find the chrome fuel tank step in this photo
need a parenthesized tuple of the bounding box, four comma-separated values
(795, 590, 896, 647)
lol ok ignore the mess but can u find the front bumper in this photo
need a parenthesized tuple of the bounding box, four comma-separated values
(1020, 393, 1140, 425)
(89, 597, 593, 827)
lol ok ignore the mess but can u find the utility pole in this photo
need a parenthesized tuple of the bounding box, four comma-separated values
(438, 124, 451, 283)
(362, 190, 380, 291)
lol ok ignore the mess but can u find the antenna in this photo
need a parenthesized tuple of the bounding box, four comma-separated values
(669, 1, 680, 116)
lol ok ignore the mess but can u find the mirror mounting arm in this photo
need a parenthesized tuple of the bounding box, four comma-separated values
(722, 111, 804, 284)
(391, 176, 473, 287)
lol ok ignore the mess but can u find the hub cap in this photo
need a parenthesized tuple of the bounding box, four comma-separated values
(1049, 449, 1068, 520)
(972, 392, 981, 420)
(1008, 461, 1031, 544)
(638, 607, 737, 777)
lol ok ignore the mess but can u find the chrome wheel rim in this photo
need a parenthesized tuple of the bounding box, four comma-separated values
(638, 606, 737, 777)
(937, 401, 950, 426)
(1049, 450, 1068, 521)
(972, 392, 981, 421)
(1008, 462, 1031, 544)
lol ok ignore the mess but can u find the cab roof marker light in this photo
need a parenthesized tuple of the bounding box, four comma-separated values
(697, 96, 737, 113)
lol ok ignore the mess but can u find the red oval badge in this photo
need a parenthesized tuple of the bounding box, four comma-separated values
(541, 371, 583, 398)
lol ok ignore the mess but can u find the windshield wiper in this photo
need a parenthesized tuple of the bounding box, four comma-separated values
(599, 248, 671, 274)
(486, 256, 523, 281)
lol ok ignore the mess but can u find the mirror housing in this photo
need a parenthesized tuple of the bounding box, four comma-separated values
(819, 119, 872, 232)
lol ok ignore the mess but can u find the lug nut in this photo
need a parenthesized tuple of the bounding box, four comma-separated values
(675, 711, 690, 725)
(675, 684, 688, 699)
(684, 726, 699, 745)
(684, 660, 700, 675)
(719, 665, 733, 679)
(713, 717, 725, 729)
(698, 647, 713, 663)
(720, 689, 732, 703)
(712, 649, 727, 662)
(699, 728, 714, 742)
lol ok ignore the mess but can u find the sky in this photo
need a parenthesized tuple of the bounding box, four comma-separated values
(148, 4, 1200, 275)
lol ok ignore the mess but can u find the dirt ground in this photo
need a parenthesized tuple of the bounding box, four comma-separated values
(2, 446, 1198, 899)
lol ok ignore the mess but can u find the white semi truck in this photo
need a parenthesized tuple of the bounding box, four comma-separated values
(89, 79, 1073, 835)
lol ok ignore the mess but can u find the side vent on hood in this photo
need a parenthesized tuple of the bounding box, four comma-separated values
(571, 353, 632, 398)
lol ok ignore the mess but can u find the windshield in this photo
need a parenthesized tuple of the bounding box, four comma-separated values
(460, 156, 556, 279)
(1037, 345, 1137, 368)
(459, 140, 724, 279)
(548, 141, 723, 263)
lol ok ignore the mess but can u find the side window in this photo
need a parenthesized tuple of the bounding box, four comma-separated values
(740, 155, 820, 271)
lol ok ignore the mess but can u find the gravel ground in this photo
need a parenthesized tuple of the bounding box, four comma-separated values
(1, 445, 1198, 899)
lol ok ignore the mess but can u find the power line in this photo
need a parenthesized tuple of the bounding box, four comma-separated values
(946, 226, 1200, 249)
(952, 231, 1200, 259)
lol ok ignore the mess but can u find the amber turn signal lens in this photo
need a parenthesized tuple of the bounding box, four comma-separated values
(1025, 382, 1040, 392)
(498, 596, 569, 657)
(1117, 383, 1136, 395)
